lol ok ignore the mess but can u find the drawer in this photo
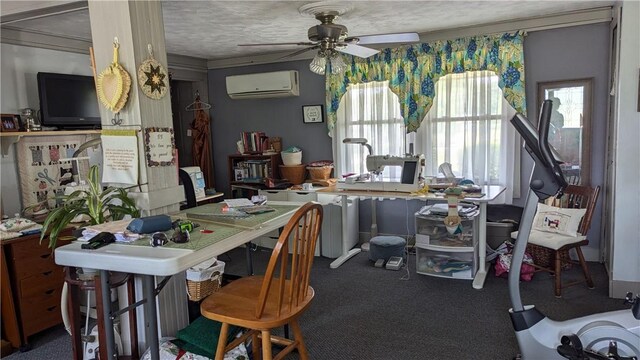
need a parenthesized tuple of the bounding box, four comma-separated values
(19, 270, 65, 300)
(259, 190, 288, 201)
(10, 232, 72, 259)
(415, 216, 477, 248)
(20, 296, 62, 336)
(287, 191, 317, 202)
(415, 245, 477, 280)
(12, 252, 60, 280)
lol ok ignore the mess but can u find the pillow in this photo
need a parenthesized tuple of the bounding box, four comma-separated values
(532, 203, 586, 237)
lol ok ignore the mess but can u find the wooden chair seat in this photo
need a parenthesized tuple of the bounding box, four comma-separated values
(200, 202, 323, 360)
(201, 276, 314, 329)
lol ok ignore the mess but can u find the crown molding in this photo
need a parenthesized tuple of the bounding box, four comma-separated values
(0, 27, 208, 75)
(0, 1, 87, 25)
(207, 6, 613, 70)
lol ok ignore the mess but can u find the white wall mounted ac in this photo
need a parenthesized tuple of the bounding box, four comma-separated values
(226, 70, 299, 99)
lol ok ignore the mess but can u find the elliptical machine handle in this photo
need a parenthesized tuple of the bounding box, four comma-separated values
(538, 100, 568, 190)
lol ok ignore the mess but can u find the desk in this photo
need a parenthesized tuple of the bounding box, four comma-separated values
(317, 186, 505, 289)
(54, 201, 303, 360)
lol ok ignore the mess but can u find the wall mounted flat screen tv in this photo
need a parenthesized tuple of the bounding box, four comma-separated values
(37, 72, 101, 129)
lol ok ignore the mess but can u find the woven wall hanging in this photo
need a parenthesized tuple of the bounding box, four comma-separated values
(96, 39, 131, 113)
(137, 44, 168, 100)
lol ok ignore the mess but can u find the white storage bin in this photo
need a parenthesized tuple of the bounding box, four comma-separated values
(415, 244, 478, 280)
(281, 151, 302, 166)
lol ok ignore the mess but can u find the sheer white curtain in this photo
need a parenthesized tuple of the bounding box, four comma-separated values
(333, 81, 405, 180)
(413, 71, 520, 203)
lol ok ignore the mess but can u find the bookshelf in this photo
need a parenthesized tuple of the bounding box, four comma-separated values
(227, 153, 282, 186)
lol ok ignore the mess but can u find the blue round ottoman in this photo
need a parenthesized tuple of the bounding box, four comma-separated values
(369, 236, 406, 262)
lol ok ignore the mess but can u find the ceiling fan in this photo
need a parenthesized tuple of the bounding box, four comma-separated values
(238, 3, 420, 75)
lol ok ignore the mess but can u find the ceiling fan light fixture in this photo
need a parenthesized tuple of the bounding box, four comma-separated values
(309, 52, 327, 75)
(330, 52, 346, 74)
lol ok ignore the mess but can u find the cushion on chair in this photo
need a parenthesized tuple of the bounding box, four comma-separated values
(369, 236, 406, 262)
(511, 230, 586, 250)
(532, 203, 586, 237)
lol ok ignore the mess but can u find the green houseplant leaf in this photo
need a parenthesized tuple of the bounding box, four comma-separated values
(39, 165, 140, 249)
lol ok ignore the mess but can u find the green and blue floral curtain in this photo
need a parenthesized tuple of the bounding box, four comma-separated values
(326, 32, 526, 134)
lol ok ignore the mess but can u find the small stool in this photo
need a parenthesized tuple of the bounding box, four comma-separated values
(369, 236, 406, 262)
(64, 267, 139, 360)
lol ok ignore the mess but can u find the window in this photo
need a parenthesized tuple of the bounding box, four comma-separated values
(414, 71, 518, 201)
(333, 81, 405, 180)
(333, 72, 519, 202)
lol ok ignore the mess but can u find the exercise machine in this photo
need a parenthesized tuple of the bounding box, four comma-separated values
(508, 100, 640, 359)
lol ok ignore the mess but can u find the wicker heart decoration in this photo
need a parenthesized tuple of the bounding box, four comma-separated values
(96, 41, 131, 113)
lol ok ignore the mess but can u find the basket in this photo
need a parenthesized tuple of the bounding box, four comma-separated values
(279, 164, 306, 185)
(185, 260, 225, 301)
(527, 244, 572, 270)
(186, 272, 222, 301)
(307, 166, 332, 180)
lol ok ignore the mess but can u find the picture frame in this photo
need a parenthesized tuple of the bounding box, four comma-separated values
(302, 105, 324, 124)
(0, 114, 21, 132)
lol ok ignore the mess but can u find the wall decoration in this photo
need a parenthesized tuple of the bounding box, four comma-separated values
(101, 129, 139, 184)
(302, 105, 324, 123)
(16, 135, 97, 213)
(96, 39, 131, 113)
(138, 44, 168, 100)
(144, 127, 176, 167)
(0, 114, 21, 132)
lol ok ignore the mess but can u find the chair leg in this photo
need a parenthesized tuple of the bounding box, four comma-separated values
(261, 330, 272, 360)
(251, 331, 260, 359)
(290, 320, 309, 360)
(575, 246, 594, 288)
(215, 323, 229, 360)
(554, 250, 562, 297)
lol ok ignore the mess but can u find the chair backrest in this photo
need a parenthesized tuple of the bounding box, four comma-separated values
(550, 184, 600, 236)
(178, 169, 197, 209)
(255, 202, 323, 319)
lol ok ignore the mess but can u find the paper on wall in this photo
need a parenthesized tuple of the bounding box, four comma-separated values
(101, 130, 139, 184)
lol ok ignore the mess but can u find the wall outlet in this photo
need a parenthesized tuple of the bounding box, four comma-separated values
(186, 129, 192, 137)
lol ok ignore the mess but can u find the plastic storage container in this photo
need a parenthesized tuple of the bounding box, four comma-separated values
(414, 205, 478, 280)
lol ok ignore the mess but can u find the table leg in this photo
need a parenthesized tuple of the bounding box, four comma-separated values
(143, 275, 160, 360)
(98, 270, 117, 359)
(472, 202, 488, 289)
(330, 194, 361, 269)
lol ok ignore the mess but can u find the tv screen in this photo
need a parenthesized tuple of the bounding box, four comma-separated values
(37, 72, 101, 129)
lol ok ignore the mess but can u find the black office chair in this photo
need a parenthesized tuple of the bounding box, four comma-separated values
(179, 169, 197, 209)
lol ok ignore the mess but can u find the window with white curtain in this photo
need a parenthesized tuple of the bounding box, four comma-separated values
(333, 73, 519, 203)
(413, 70, 519, 202)
(333, 81, 405, 180)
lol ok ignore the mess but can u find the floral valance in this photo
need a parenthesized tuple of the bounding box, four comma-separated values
(326, 32, 526, 134)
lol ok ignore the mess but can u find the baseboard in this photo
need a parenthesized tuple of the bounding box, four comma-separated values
(610, 279, 640, 299)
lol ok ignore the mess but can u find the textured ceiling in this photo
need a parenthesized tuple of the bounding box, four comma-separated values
(4, 1, 613, 61)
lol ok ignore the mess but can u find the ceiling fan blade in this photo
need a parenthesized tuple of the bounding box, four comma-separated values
(276, 46, 320, 60)
(346, 32, 420, 45)
(338, 43, 379, 58)
(238, 42, 316, 47)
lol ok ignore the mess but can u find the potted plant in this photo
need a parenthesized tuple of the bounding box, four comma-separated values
(40, 165, 140, 249)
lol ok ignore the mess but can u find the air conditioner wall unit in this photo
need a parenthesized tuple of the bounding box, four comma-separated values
(226, 70, 299, 99)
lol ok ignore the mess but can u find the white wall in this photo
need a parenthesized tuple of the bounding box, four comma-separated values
(611, 2, 640, 284)
(0, 43, 91, 216)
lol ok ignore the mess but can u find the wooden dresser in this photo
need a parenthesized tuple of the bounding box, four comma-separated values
(1, 231, 71, 349)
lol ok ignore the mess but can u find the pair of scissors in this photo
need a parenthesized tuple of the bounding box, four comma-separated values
(37, 169, 55, 185)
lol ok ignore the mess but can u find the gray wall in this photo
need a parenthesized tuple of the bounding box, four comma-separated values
(207, 24, 611, 257)
(519, 23, 610, 259)
(208, 60, 331, 196)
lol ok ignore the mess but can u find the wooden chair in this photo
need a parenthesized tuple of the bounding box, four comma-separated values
(200, 202, 323, 360)
(523, 185, 600, 297)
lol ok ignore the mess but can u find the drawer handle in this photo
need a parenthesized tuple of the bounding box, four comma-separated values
(44, 289, 55, 295)
(43, 271, 53, 276)
(40, 254, 50, 259)
(47, 306, 56, 312)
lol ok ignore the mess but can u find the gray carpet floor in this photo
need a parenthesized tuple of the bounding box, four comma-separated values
(6, 246, 629, 359)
